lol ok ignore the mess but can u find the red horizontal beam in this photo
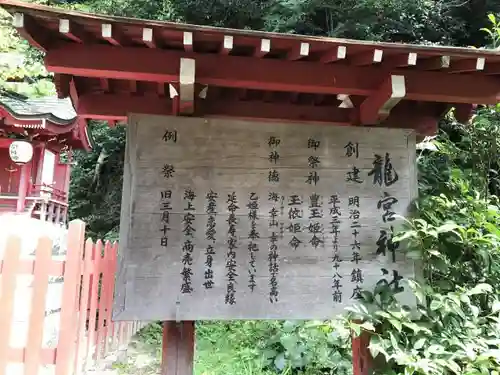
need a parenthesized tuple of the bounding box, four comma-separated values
(77, 93, 353, 125)
(76, 93, 439, 134)
(45, 43, 500, 104)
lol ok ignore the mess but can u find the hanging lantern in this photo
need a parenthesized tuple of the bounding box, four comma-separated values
(9, 140, 34, 165)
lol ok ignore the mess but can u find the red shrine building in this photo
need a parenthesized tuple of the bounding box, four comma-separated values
(0, 92, 91, 224)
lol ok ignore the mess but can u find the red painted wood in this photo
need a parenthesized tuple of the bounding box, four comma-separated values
(359, 75, 400, 125)
(95, 241, 113, 360)
(45, 43, 500, 104)
(0, 237, 21, 375)
(161, 321, 195, 375)
(75, 92, 440, 134)
(454, 103, 475, 123)
(16, 163, 31, 212)
(0, 143, 72, 204)
(102, 242, 118, 355)
(8, 348, 57, 365)
(0, 139, 14, 148)
(74, 239, 94, 375)
(53, 162, 70, 203)
(0, 224, 141, 374)
(118, 323, 125, 346)
(352, 331, 372, 375)
(33, 145, 45, 187)
(87, 240, 102, 363)
(55, 220, 85, 375)
(0, 149, 20, 195)
(62, 21, 91, 44)
(14, 13, 50, 52)
(449, 58, 483, 73)
(25, 237, 52, 375)
(0, 258, 65, 276)
(77, 93, 354, 124)
(107, 242, 118, 351)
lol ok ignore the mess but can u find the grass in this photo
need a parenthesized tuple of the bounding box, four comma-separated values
(195, 322, 274, 375)
(127, 321, 275, 375)
(120, 320, 352, 375)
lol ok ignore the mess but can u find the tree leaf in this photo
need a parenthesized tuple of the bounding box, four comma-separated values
(282, 321, 296, 333)
(360, 321, 376, 332)
(368, 335, 383, 358)
(274, 353, 286, 371)
(430, 300, 443, 311)
(436, 221, 459, 234)
(427, 344, 445, 354)
(389, 319, 402, 332)
(468, 283, 493, 295)
(444, 360, 461, 374)
(414, 337, 426, 350)
(493, 300, 500, 313)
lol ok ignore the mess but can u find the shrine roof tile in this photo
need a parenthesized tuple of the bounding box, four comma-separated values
(0, 92, 77, 125)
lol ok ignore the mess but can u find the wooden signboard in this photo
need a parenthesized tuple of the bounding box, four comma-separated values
(113, 114, 418, 321)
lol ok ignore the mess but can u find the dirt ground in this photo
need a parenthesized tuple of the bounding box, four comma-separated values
(88, 337, 161, 375)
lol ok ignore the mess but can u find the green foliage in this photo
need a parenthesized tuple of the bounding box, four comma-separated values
(342, 105, 500, 375)
(414, 111, 500, 291)
(137, 321, 164, 347)
(69, 122, 126, 240)
(137, 320, 351, 375)
(78, 0, 500, 46)
(249, 320, 351, 373)
(351, 281, 500, 375)
(264, 0, 452, 42)
(0, 8, 54, 97)
(481, 13, 500, 48)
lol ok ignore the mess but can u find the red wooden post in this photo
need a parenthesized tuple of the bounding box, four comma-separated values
(34, 145, 45, 187)
(352, 330, 373, 375)
(62, 150, 72, 203)
(16, 162, 31, 212)
(161, 321, 195, 375)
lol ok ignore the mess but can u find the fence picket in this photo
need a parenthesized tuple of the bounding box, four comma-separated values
(25, 237, 52, 375)
(74, 239, 94, 375)
(56, 220, 85, 375)
(104, 242, 118, 354)
(0, 220, 141, 375)
(86, 240, 102, 366)
(95, 241, 110, 361)
(118, 322, 126, 349)
(0, 236, 21, 375)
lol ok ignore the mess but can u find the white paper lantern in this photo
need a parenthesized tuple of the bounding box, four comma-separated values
(9, 141, 34, 165)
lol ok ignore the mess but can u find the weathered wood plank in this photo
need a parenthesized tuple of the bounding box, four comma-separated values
(113, 114, 418, 321)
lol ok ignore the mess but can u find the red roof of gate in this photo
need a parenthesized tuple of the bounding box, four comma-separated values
(1, 0, 500, 134)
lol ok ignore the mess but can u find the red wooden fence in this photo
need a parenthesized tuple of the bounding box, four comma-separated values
(0, 220, 143, 375)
